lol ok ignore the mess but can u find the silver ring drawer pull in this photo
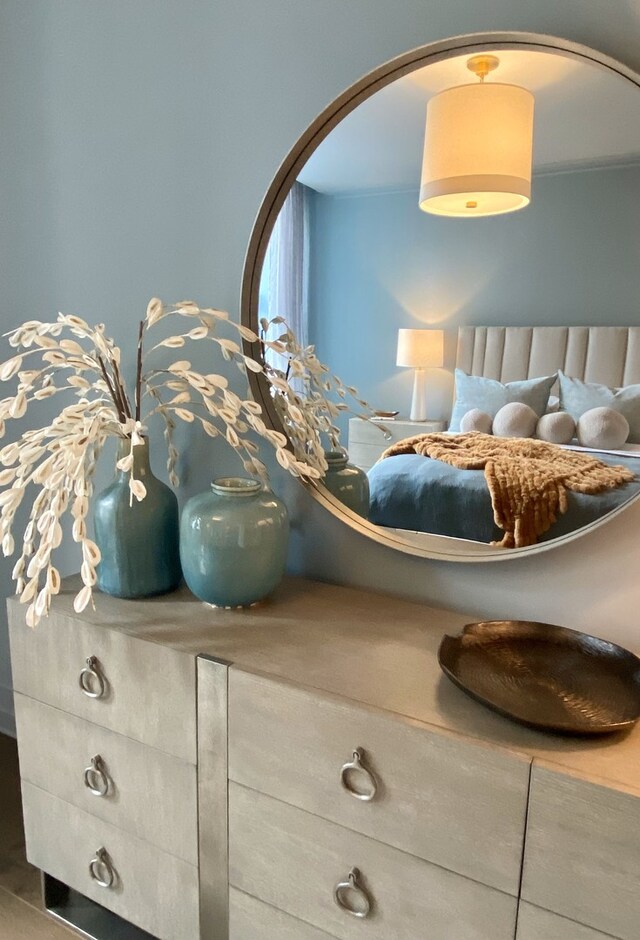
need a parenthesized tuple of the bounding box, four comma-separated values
(79, 656, 106, 699)
(84, 755, 110, 797)
(89, 847, 116, 889)
(334, 867, 371, 919)
(340, 748, 378, 801)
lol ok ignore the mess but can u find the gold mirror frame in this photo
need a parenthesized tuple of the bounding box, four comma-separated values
(240, 31, 640, 563)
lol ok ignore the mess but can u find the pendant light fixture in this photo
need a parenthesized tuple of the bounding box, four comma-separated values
(419, 54, 535, 218)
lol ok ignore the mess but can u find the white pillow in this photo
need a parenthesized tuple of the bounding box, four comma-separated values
(460, 409, 493, 434)
(577, 407, 630, 449)
(536, 412, 576, 445)
(493, 402, 538, 439)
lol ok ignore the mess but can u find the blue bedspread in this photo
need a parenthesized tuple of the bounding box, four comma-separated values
(367, 451, 640, 543)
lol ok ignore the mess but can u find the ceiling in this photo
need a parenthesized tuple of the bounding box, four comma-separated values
(298, 49, 640, 196)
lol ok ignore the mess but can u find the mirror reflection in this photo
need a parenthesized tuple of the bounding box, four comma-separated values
(257, 45, 640, 553)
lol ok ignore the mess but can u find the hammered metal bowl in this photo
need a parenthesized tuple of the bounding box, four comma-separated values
(438, 620, 640, 735)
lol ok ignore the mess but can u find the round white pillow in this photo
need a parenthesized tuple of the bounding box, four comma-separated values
(536, 411, 576, 445)
(577, 407, 630, 449)
(493, 402, 538, 439)
(460, 409, 493, 434)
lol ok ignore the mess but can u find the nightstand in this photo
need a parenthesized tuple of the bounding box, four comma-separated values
(348, 417, 446, 471)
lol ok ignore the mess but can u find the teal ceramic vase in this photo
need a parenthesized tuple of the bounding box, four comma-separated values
(179, 477, 289, 608)
(322, 450, 370, 517)
(93, 438, 181, 598)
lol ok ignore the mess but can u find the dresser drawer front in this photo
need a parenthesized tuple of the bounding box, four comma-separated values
(230, 889, 333, 939)
(517, 903, 619, 940)
(522, 765, 640, 940)
(229, 783, 518, 940)
(9, 607, 196, 762)
(14, 693, 197, 864)
(229, 670, 529, 894)
(22, 783, 199, 940)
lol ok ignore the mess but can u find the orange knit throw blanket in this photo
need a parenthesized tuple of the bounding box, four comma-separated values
(381, 432, 635, 548)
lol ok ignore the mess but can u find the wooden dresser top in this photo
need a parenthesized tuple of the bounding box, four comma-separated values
(9, 575, 640, 793)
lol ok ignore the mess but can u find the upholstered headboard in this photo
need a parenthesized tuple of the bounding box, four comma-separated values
(456, 326, 640, 389)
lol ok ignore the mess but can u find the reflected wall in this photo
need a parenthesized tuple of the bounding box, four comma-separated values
(308, 164, 640, 436)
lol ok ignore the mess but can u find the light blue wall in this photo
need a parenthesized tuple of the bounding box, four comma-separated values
(2, 0, 640, 731)
(308, 166, 640, 433)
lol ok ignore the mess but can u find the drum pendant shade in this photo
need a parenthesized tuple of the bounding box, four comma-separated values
(420, 82, 535, 218)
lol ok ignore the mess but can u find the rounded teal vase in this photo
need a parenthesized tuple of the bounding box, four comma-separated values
(323, 450, 370, 518)
(179, 477, 289, 608)
(93, 438, 181, 598)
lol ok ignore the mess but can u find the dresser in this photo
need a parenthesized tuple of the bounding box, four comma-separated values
(8, 577, 640, 940)
(347, 417, 446, 471)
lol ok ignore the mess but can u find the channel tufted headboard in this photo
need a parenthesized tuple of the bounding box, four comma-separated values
(456, 326, 640, 390)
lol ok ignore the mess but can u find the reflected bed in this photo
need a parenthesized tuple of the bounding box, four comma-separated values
(367, 448, 640, 544)
(365, 325, 640, 546)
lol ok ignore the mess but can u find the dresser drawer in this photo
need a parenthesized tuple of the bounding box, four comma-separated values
(521, 764, 640, 940)
(229, 783, 518, 940)
(14, 693, 197, 864)
(9, 606, 196, 762)
(22, 782, 199, 940)
(228, 670, 530, 895)
(517, 902, 619, 940)
(230, 888, 334, 939)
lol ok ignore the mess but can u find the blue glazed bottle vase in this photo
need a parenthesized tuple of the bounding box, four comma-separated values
(322, 450, 370, 518)
(179, 477, 289, 608)
(93, 437, 181, 598)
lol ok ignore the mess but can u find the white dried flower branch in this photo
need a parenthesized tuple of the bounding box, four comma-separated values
(0, 298, 329, 627)
(1, 402, 119, 626)
(259, 316, 386, 469)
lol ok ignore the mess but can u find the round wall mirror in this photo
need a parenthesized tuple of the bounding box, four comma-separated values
(241, 32, 640, 562)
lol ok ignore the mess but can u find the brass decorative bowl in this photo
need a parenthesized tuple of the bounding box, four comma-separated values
(438, 620, 640, 735)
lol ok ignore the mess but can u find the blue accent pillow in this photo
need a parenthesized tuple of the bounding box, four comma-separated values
(558, 370, 640, 444)
(449, 370, 556, 432)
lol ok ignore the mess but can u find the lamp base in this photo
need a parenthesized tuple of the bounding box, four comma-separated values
(409, 369, 428, 422)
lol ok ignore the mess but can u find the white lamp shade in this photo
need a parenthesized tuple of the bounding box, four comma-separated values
(419, 82, 534, 218)
(396, 329, 444, 369)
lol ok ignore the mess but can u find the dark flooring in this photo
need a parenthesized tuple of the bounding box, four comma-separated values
(0, 732, 76, 937)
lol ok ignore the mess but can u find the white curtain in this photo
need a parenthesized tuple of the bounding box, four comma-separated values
(259, 181, 310, 375)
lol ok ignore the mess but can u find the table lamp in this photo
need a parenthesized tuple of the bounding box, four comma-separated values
(396, 328, 444, 421)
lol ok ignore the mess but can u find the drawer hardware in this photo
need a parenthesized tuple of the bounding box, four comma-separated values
(79, 656, 106, 699)
(83, 755, 110, 797)
(89, 847, 117, 888)
(334, 867, 371, 919)
(340, 748, 378, 801)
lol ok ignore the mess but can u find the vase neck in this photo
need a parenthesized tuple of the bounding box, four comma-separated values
(210, 477, 262, 498)
(116, 437, 152, 478)
(324, 450, 348, 471)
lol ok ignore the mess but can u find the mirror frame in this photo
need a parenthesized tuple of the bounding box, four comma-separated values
(240, 30, 640, 562)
